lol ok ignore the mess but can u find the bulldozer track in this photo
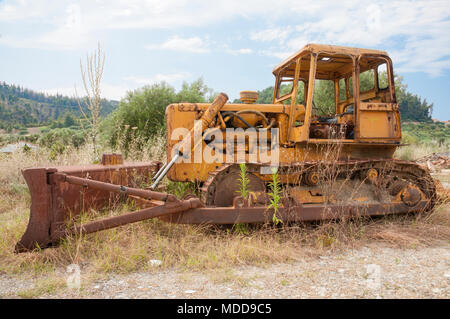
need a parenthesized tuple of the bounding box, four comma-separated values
(201, 159, 437, 209)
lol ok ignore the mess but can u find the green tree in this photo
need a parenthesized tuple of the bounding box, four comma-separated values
(256, 86, 275, 104)
(312, 80, 334, 115)
(39, 128, 87, 157)
(393, 75, 432, 122)
(250, 72, 432, 121)
(177, 78, 214, 102)
(103, 78, 214, 154)
(63, 114, 76, 127)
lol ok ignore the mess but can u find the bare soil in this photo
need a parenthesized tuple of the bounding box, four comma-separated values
(1, 241, 448, 299)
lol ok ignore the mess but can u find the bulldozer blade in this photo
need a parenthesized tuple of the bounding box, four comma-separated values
(15, 161, 161, 253)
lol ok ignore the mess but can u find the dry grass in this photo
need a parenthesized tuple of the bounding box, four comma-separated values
(17, 276, 67, 298)
(0, 138, 449, 298)
(363, 204, 450, 246)
(394, 141, 449, 161)
(1, 200, 448, 277)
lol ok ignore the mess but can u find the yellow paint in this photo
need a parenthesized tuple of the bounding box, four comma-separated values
(164, 44, 402, 183)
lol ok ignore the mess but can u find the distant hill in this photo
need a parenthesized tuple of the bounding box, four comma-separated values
(0, 82, 119, 130)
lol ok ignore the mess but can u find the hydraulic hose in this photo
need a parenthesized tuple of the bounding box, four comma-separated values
(236, 110, 269, 127)
(221, 111, 255, 129)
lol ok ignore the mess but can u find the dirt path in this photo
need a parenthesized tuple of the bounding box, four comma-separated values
(1, 241, 449, 299)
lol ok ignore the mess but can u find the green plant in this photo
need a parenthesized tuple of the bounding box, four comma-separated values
(232, 223, 249, 235)
(237, 163, 250, 199)
(268, 167, 283, 225)
(39, 128, 87, 156)
(167, 181, 195, 199)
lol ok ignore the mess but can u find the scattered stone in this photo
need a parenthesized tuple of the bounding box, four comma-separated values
(1, 244, 448, 299)
(184, 290, 196, 294)
(148, 260, 162, 267)
(317, 287, 326, 297)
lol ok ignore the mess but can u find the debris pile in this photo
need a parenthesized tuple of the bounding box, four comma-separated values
(415, 153, 450, 172)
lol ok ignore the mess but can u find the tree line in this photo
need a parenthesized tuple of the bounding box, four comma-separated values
(1, 75, 436, 155)
(252, 73, 433, 122)
(0, 82, 118, 130)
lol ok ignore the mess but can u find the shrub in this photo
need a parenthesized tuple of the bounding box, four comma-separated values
(39, 128, 87, 156)
(103, 78, 214, 156)
(401, 131, 419, 144)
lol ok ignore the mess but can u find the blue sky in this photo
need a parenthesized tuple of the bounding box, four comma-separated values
(0, 0, 449, 120)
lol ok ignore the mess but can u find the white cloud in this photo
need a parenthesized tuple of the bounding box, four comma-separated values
(100, 83, 134, 100)
(38, 72, 192, 101)
(0, 2, 94, 50)
(250, 27, 293, 44)
(250, 1, 450, 76)
(259, 50, 292, 60)
(0, 0, 51, 21)
(0, 0, 449, 74)
(124, 72, 192, 85)
(221, 44, 253, 55)
(146, 36, 209, 53)
(35, 4, 91, 50)
(41, 83, 130, 101)
(228, 48, 253, 55)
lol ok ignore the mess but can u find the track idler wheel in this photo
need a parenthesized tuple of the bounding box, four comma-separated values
(204, 166, 266, 207)
(398, 184, 422, 207)
(304, 171, 319, 186)
(365, 168, 378, 184)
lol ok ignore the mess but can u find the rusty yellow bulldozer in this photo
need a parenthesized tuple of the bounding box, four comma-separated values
(16, 44, 438, 252)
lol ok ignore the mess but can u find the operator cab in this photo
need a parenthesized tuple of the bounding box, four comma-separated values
(272, 44, 400, 143)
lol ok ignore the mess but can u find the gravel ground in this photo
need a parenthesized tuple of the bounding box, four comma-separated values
(1, 241, 449, 299)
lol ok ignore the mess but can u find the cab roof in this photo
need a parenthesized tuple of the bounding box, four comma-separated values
(272, 44, 389, 79)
